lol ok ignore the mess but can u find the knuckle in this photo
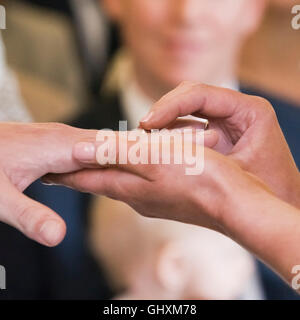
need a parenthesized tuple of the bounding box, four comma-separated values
(17, 204, 45, 235)
(186, 82, 208, 97)
(47, 122, 69, 130)
(103, 179, 124, 201)
(17, 205, 34, 230)
(253, 96, 277, 119)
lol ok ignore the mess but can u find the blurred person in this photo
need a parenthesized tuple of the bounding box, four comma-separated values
(102, 0, 264, 100)
(90, 197, 256, 300)
(97, 0, 299, 168)
(93, 0, 299, 299)
(75, 0, 268, 300)
(63, 0, 297, 299)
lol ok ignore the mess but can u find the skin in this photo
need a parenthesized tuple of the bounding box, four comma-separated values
(45, 84, 300, 289)
(0, 122, 100, 246)
(140, 82, 300, 208)
(102, 0, 266, 100)
(0, 121, 216, 247)
(45, 133, 300, 288)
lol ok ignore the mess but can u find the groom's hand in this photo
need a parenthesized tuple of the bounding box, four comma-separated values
(139, 82, 300, 208)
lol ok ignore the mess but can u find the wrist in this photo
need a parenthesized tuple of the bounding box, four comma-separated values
(217, 170, 300, 283)
(206, 162, 276, 239)
(191, 159, 259, 234)
(221, 174, 274, 237)
(284, 171, 300, 209)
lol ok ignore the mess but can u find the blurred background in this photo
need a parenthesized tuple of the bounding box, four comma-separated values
(0, 0, 299, 300)
(1, 0, 299, 123)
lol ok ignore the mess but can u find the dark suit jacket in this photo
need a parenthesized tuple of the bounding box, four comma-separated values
(0, 87, 299, 300)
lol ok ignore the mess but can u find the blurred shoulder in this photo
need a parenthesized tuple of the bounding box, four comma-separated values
(241, 86, 300, 122)
(241, 85, 300, 165)
(70, 92, 124, 131)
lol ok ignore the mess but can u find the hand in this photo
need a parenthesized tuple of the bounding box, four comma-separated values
(44, 132, 269, 232)
(139, 82, 300, 208)
(0, 122, 97, 246)
(43, 84, 300, 288)
(0, 120, 216, 246)
(45, 126, 300, 289)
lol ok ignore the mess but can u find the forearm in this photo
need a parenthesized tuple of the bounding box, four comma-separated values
(222, 181, 300, 290)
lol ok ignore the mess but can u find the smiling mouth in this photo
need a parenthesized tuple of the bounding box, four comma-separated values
(164, 38, 205, 56)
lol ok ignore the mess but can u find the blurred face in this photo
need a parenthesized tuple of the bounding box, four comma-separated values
(103, 0, 264, 94)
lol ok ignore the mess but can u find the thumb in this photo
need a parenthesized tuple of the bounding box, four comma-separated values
(0, 175, 66, 247)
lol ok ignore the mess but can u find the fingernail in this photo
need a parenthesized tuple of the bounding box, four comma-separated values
(183, 130, 206, 145)
(39, 220, 64, 246)
(140, 111, 153, 123)
(73, 142, 95, 162)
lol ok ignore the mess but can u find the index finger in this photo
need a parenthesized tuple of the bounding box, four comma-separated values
(139, 82, 259, 130)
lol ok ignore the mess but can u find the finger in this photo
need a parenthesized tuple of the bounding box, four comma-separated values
(167, 118, 209, 131)
(203, 130, 219, 149)
(139, 82, 258, 130)
(167, 119, 219, 149)
(73, 132, 154, 179)
(72, 127, 218, 175)
(43, 168, 145, 201)
(0, 174, 66, 247)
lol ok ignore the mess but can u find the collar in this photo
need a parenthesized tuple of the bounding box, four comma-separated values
(117, 54, 239, 129)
